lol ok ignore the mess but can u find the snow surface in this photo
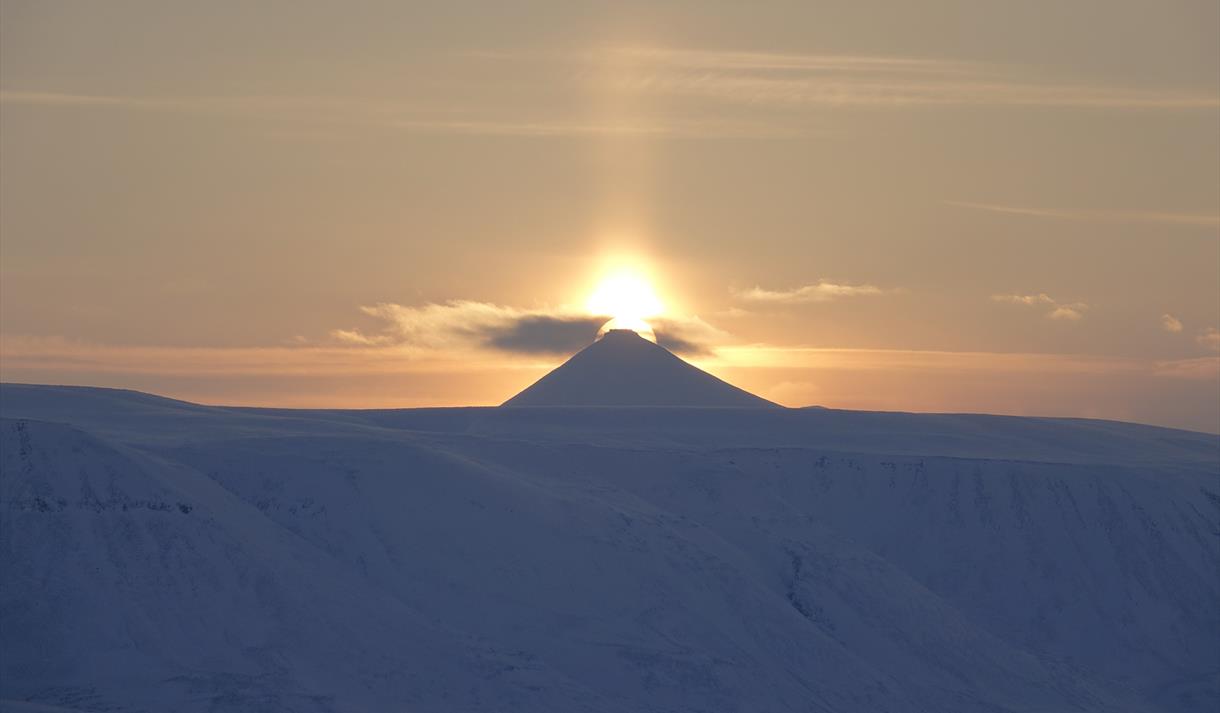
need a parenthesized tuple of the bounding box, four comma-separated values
(502, 329, 777, 408)
(1, 382, 1218, 713)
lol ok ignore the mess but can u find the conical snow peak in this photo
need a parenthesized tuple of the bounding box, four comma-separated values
(502, 329, 777, 408)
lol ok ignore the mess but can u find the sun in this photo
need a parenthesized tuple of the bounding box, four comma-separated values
(586, 270, 663, 340)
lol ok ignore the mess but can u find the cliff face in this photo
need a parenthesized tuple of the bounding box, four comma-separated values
(2, 384, 1217, 713)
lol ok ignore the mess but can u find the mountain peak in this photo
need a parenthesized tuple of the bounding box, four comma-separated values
(599, 327, 652, 342)
(502, 328, 778, 408)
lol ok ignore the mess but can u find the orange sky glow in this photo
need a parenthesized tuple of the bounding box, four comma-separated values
(1, 1, 1217, 431)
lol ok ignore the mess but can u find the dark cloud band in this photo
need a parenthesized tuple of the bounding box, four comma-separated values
(482, 315, 608, 354)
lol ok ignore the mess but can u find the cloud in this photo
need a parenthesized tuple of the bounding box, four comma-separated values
(0, 91, 132, 107)
(9, 45, 1214, 147)
(0, 303, 729, 391)
(992, 293, 1055, 306)
(708, 344, 1144, 375)
(0, 334, 482, 377)
(591, 48, 972, 75)
(593, 47, 1220, 110)
(947, 201, 1219, 228)
(1154, 356, 1220, 380)
(333, 300, 726, 356)
(334, 301, 606, 354)
(1047, 305, 1087, 321)
(650, 316, 729, 356)
(764, 380, 821, 407)
(9, 335, 1204, 382)
(653, 332, 707, 355)
(0, 88, 807, 141)
(992, 293, 1088, 321)
(1161, 314, 1184, 333)
(0, 91, 348, 119)
(483, 314, 609, 354)
(735, 280, 889, 304)
(1199, 327, 1220, 352)
(392, 117, 802, 139)
(330, 328, 396, 346)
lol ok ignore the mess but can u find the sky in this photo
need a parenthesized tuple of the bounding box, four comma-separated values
(2, 0, 1218, 432)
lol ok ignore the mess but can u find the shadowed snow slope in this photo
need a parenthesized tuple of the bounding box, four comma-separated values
(1, 383, 1218, 713)
(502, 329, 777, 407)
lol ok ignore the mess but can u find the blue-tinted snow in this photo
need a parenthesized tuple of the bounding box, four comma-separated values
(1, 383, 1217, 712)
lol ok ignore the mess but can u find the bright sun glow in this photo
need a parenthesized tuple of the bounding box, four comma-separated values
(586, 271, 663, 340)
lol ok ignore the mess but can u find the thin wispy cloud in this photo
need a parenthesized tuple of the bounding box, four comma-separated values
(1154, 356, 1220, 380)
(595, 47, 1219, 110)
(708, 343, 1216, 379)
(0, 90, 436, 137)
(0, 91, 132, 107)
(0, 89, 800, 140)
(650, 316, 729, 356)
(735, 280, 891, 303)
(947, 201, 1220, 228)
(392, 117, 801, 139)
(992, 293, 1089, 321)
(6, 44, 1215, 145)
(1047, 305, 1087, 321)
(0, 334, 498, 376)
(10, 336, 1211, 382)
(1161, 314, 1184, 333)
(0, 91, 347, 116)
(1199, 327, 1220, 352)
(394, 119, 669, 138)
(991, 293, 1057, 306)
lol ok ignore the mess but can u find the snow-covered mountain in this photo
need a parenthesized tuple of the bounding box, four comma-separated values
(1, 382, 1217, 713)
(503, 329, 776, 408)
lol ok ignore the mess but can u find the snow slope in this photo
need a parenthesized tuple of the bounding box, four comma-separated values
(502, 329, 777, 408)
(1, 383, 1217, 713)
